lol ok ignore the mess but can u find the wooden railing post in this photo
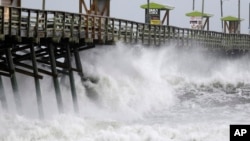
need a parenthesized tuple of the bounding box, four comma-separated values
(158, 25, 162, 46)
(135, 23, 139, 44)
(130, 22, 133, 43)
(153, 25, 156, 45)
(163, 26, 166, 45)
(124, 21, 127, 42)
(111, 18, 115, 42)
(141, 24, 145, 44)
(118, 20, 121, 40)
(148, 24, 151, 45)
(0, 7, 4, 34)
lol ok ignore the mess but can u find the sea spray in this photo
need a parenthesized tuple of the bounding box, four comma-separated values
(0, 43, 250, 141)
(78, 43, 177, 121)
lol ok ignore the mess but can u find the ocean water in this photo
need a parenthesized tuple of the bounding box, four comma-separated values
(0, 43, 250, 141)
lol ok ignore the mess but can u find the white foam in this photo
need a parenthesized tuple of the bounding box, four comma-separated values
(1, 43, 250, 141)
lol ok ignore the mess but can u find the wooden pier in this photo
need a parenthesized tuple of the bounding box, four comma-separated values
(0, 6, 250, 118)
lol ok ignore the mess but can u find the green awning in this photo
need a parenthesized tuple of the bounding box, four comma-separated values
(185, 11, 213, 17)
(140, 2, 174, 10)
(221, 16, 243, 21)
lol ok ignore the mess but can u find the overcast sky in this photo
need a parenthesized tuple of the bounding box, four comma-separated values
(22, 0, 250, 34)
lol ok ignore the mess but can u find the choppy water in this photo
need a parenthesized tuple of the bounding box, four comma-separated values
(1, 43, 250, 141)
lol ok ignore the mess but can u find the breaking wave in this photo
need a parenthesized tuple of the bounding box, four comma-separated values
(1, 42, 250, 141)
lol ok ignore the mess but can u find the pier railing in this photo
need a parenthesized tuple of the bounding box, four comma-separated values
(0, 6, 250, 50)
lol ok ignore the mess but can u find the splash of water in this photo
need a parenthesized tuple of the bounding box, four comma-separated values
(1, 43, 250, 141)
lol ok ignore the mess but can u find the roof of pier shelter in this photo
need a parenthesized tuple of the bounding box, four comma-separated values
(140, 2, 174, 10)
(221, 16, 244, 21)
(185, 11, 213, 17)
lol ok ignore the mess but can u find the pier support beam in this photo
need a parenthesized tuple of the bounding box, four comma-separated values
(48, 42, 64, 114)
(64, 41, 79, 114)
(6, 47, 23, 115)
(30, 43, 44, 119)
(73, 45, 85, 82)
(0, 76, 8, 112)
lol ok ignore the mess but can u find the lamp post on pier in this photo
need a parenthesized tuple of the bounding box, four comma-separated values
(42, 0, 45, 10)
(193, 0, 195, 10)
(147, 0, 150, 24)
(238, 0, 240, 33)
(249, 2, 250, 34)
(201, 0, 204, 30)
(220, 0, 223, 32)
(220, 0, 230, 32)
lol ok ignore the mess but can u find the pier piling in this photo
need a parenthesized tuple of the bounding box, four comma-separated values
(64, 40, 79, 114)
(6, 46, 23, 115)
(48, 41, 64, 114)
(0, 76, 8, 112)
(30, 42, 44, 119)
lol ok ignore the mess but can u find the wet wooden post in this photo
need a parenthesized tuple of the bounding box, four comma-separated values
(64, 40, 79, 114)
(153, 25, 156, 45)
(104, 18, 109, 43)
(182, 29, 184, 46)
(193, 30, 195, 46)
(195, 30, 198, 47)
(176, 28, 179, 46)
(130, 22, 133, 43)
(142, 24, 145, 44)
(0, 76, 8, 111)
(184, 29, 186, 47)
(158, 25, 162, 46)
(111, 19, 115, 42)
(192, 30, 195, 47)
(148, 24, 151, 45)
(186, 29, 190, 46)
(179, 28, 182, 46)
(163, 26, 166, 45)
(203, 30, 206, 47)
(135, 23, 139, 44)
(92, 16, 95, 40)
(172, 27, 176, 45)
(85, 15, 89, 40)
(6, 46, 23, 115)
(181, 29, 183, 47)
(30, 43, 44, 119)
(181, 29, 183, 46)
(124, 21, 128, 42)
(48, 41, 64, 113)
(167, 26, 171, 45)
(73, 45, 85, 82)
(198, 30, 202, 46)
(181, 28, 184, 46)
(118, 20, 121, 40)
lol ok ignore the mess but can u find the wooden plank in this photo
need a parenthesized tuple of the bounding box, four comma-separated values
(15, 67, 43, 79)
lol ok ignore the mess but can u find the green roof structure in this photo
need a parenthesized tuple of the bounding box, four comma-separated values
(221, 16, 243, 21)
(140, 2, 174, 10)
(185, 11, 213, 17)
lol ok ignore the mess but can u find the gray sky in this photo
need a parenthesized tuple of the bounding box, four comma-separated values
(22, 0, 250, 34)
